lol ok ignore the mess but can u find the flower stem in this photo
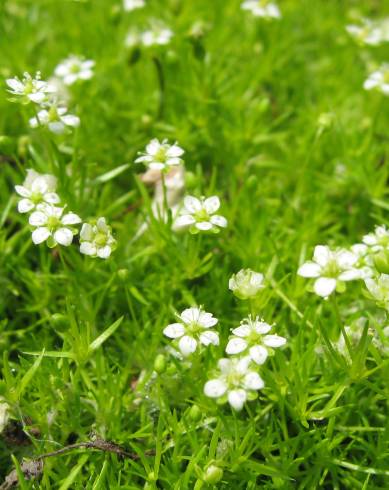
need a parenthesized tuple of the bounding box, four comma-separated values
(152, 56, 165, 120)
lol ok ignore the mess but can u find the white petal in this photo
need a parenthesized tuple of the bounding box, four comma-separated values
(61, 115, 80, 127)
(18, 199, 34, 213)
(180, 307, 200, 324)
(97, 246, 112, 259)
(195, 221, 213, 231)
(363, 79, 378, 90)
(313, 245, 330, 267)
(198, 311, 218, 328)
(14, 185, 31, 198)
(297, 262, 321, 278)
(313, 277, 337, 297)
(48, 122, 65, 134)
(228, 389, 247, 411)
(61, 213, 82, 225)
(217, 358, 232, 373)
(231, 324, 251, 337)
(44, 192, 60, 204)
(29, 211, 48, 226)
(80, 223, 94, 241)
(225, 337, 247, 355)
(210, 215, 228, 228)
(204, 379, 227, 398)
(54, 228, 73, 246)
(338, 269, 361, 281)
(244, 372, 264, 390)
(148, 162, 166, 170)
(174, 215, 196, 228)
(183, 196, 202, 213)
(203, 196, 220, 214)
(163, 323, 185, 339)
(254, 322, 272, 334)
(32, 227, 50, 244)
(6, 78, 23, 91)
(263, 335, 287, 348)
(80, 242, 97, 256)
(146, 139, 161, 155)
(199, 331, 219, 346)
(178, 335, 197, 356)
(166, 144, 184, 157)
(249, 345, 268, 364)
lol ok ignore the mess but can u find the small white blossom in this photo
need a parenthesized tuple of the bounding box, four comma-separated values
(29, 204, 81, 247)
(363, 64, 389, 96)
(141, 25, 173, 46)
(54, 56, 95, 86)
(15, 170, 60, 214)
(364, 274, 389, 310)
(80, 217, 117, 259)
(29, 103, 80, 134)
(229, 269, 264, 300)
(174, 196, 227, 233)
(135, 139, 184, 171)
(204, 357, 264, 411)
(298, 245, 360, 298)
(226, 316, 286, 365)
(163, 307, 219, 357)
(363, 225, 389, 253)
(6, 71, 55, 104)
(346, 18, 389, 46)
(241, 0, 281, 19)
(123, 0, 145, 11)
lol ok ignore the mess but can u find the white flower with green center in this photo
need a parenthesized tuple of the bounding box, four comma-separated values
(163, 307, 219, 357)
(15, 170, 60, 214)
(135, 139, 184, 171)
(228, 269, 264, 300)
(174, 196, 228, 233)
(204, 357, 264, 411)
(80, 218, 117, 259)
(241, 0, 281, 19)
(364, 274, 389, 310)
(123, 0, 145, 11)
(29, 103, 80, 134)
(298, 245, 360, 298)
(29, 204, 81, 247)
(6, 71, 55, 104)
(54, 56, 95, 86)
(363, 64, 389, 96)
(363, 225, 389, 253)
(225, 316, 286, 365)
(346, 18, 389, 46)
(141, 25, 173, 46)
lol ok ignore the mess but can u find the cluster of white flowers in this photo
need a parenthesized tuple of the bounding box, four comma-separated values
(123, 0, 145, 12)
(6, 56, 94, 134)
(363, 63, 389, 96)
(346, 17, 389, 46)
(135, 138, 228, 235)
(15, 169, 116, 257)
(241, 0, 281, 20)
(126, 23, 173, 48)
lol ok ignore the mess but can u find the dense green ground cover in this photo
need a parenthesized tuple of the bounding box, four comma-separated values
(0, 0, 388, 488)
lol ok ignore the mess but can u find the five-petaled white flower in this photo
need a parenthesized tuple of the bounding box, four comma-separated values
(6, 72, 55, 104)
(80, 217, 117, 259)
(363, 225, 389, 253)
(204, 357, 264, 411)
(29, 204, 81, 247)
(229, 269, 264, 300)
(346, 18, 389, 46)
(364, 274, 389, 310)
(29, 103, 80, 134)
(241, 0, 281, 19)
(123, 0, 145, 11)
(135, 139, 184, 171)
(363, 64, 389, 96)
(163, 306, 219, 357)
(54, 56, 95, 86)
(225, 316, 286, 365)
(15, 169, 59, 214)
(174, 196, 228, 233)
(298, 245, 360, 298)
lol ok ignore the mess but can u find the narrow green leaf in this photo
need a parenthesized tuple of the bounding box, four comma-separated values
(93, 164, 130, 184)
(17, 351, 44, 398)
(89, 316, 124, 353)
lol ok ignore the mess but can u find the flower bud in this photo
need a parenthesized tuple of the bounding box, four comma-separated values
(373, 252, 389, 275)
(117, 268, 129, 281)
(51, 313, 68, 332)
(188, 404, 202, 422)
(229, 269, 264, 300)
(203, 465, 223, 484)
(153, 354, 166, 374)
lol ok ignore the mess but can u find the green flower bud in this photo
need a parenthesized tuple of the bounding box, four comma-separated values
(188, 404, 202, 422)
(51, 313, 68, 332)
(203, 465, 223, 484)
(153, 354, 166, 374)
(229, 269, 264, 300)
(373, 252, 389, 274)
(117, 269, 129, 281)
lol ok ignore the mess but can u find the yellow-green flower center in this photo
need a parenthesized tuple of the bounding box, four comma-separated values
(47, 216, 60, 229)
(95, 232, 108, 247)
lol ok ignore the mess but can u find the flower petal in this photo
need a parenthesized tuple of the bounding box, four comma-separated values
(29, 211, 48, 226)
(14, 185, 31, 198)
(249, 345, 268, 364)
(180, 307, 200, 324)
(243, 372, 264, 390)
(97, 246, 112, 259)
(232, 324, 251, 337)
(32, 227, 50, 244)
(18, 199, 34, 213)
(228, 389, 247, 411)
(203, 196, 220, 214)
(297, 262, 321, 278)
(313, 245, 330, 267)
(174, 215, 196, 228)
(195, 221, 213, 231)
(198, 311, 218, 328)
(313, 277, 337, 298)
(163, 323, 185, 339)
(210, 215, 228, 228)
(225, 337, 247, 355)
(199, 331, 219, 346)
(204, 379, 227, 398)
(178, 335, 197, 356)
(183, 196, 202, 213)
(61, 212, 82, 225)
(263, 335, 287, 348)
(80, 242, 97, 256)
(54, 228, 74, 246)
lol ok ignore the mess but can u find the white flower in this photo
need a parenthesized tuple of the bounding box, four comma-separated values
(29, 103, 80, 134)
(225, 316, 286, 365)
(346, 18, 389, 46)
(363, 64, 389, 96)
(15, 169, 60, 214)
(228, 269, 264, 300)
(135, 139, 184, 171)
(29, 204, 81, 247)
(54, 56, 95, 86)
(173, 196, 228, 233)
(123, 0, 145, 11)
(141, 26, 173, 46)
(80, 217, 117, 259)
(364, 274, 389, 310)
(204, 357, 264, 411)
(241, 0, 281, 19)
(298, 245, 360, 298)
(363, 225, 389, 252)
(0, 397, 9, 434)
(163, 306, 219, 357)
(6, 71, 55, 104)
